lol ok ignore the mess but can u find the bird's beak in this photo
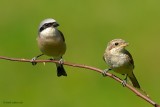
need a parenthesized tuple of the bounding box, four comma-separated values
(121, 42, 129, 47)
(53, 22, 59, 27)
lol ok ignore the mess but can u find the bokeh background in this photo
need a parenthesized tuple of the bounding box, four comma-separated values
(0, 0, 160, 107)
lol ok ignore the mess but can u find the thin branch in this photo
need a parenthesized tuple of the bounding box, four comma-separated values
(0, 56, 159, 107)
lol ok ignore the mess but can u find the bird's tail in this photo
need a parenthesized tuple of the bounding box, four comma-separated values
(56, 64, 67, 77)
(129, 72, 140, 88)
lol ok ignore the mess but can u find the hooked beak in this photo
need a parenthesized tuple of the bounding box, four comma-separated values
(53, 22, 59, 27)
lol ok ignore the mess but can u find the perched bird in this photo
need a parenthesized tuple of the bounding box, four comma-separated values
(32, 18, 67, 77)
(103, 39, 140, 88)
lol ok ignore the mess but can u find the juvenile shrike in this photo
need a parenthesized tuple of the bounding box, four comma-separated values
(32, 18, 67, 77)
(103, 39, 140, 88)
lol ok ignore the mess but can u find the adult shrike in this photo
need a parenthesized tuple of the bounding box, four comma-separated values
(32, 18, 67, 77)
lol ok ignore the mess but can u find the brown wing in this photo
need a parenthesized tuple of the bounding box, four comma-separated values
(124, 50, 134, 69)
(58, 30, 65, 42)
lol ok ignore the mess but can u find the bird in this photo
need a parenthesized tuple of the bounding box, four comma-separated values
(31, 18, 67, 77)
(103, 39, 140, 88)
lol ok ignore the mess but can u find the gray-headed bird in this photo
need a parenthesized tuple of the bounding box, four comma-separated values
(32, 18, 67, 77)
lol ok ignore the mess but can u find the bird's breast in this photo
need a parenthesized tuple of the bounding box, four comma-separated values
(106, 52, 133, 74)
(37, 34, 66, 58)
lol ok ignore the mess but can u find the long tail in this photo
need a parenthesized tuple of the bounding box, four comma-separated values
(128, 72, 140, 88)
(56, 64, 67, 77)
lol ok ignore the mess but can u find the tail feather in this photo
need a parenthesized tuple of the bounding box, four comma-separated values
(129, 72, 140, 88)
(56, 64, 67, 77)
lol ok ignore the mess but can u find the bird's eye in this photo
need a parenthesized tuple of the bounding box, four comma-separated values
(46, 23, 49, 26)
(45, 23, 53, 27)
(115, 42, 119, 46)
(44, 23, 48, 26)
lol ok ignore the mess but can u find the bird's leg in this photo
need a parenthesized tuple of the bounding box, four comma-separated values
(102, 68, 112, 77)
(121, 74, 128, 87)
(31, 54, 44, 65)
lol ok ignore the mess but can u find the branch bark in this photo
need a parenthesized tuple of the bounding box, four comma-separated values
(0, 56, 159, 107)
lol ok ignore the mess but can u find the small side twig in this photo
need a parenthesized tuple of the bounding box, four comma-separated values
(0, 56, 159, 107)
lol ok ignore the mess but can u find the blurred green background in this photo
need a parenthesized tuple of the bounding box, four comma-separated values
(0, 0, 160, 107)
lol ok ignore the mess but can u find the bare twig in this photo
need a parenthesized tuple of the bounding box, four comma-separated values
(0, 56, 159, 107)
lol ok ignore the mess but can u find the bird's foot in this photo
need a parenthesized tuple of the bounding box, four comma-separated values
(121, 80, 127, 87)
(59, 58, 64, 64)
(121, 75, 128, 87)
(31, 54, 44, 66)
(31, 57, 37, 66)
(102, 68, 111, 77)
(49, 58, 64, 65)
